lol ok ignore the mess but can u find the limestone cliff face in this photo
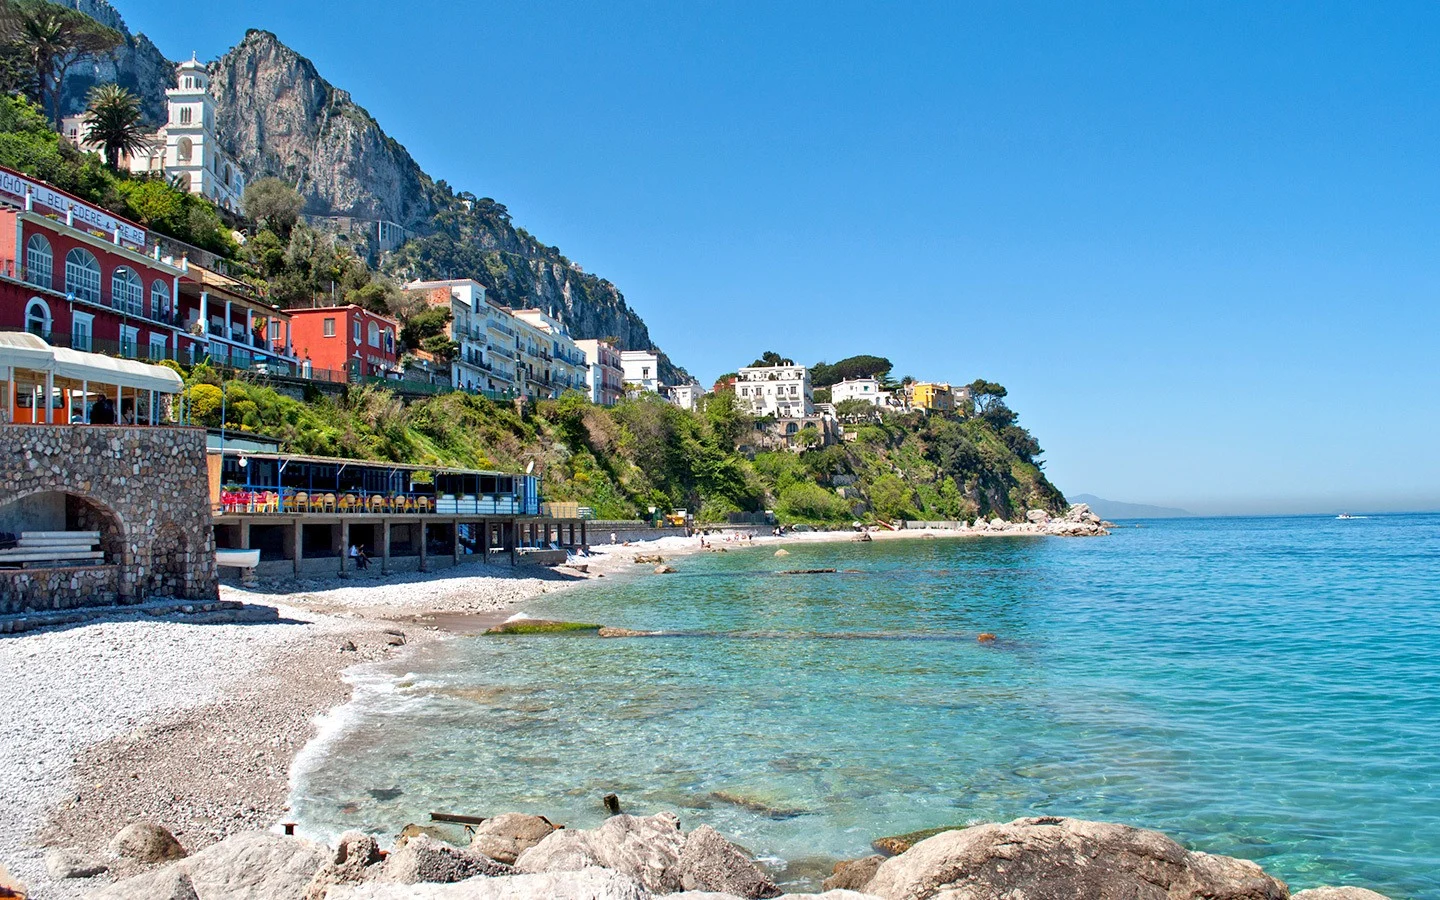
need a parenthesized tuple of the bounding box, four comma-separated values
(208, 30, 436, 228)
(57, 0, 172, 125)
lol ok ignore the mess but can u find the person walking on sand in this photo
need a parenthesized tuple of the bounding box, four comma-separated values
(356, 546, 369, 570)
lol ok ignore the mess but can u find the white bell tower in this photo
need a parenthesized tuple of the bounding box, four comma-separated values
(162, 55, 216, 198)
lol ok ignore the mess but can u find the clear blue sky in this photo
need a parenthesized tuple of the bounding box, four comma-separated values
(118, 0, 1440, 515)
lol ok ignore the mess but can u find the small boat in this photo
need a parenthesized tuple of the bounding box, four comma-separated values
(215, 548, 261, 568)
(1335, 514, 1367, 520)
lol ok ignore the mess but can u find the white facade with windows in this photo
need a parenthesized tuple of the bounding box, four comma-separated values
(62, 56, 247, 212)
(735, 364, 814, 417)
(620, 350, 660, 394)
(666, 382, 704, 410)
(830, 377, 892, 407)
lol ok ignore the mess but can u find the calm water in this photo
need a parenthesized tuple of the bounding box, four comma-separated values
(291, 515, 1440, 896)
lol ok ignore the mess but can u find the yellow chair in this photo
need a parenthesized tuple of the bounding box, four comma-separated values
(263, 491, 280, 513)
(338, 494, 356, 513)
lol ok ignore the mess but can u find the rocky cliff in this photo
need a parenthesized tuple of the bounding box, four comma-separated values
(56, 0, 172, 125)
(208, 30, 438, 229)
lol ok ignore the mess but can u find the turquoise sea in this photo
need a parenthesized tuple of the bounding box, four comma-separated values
(291, 515, 1440, 897)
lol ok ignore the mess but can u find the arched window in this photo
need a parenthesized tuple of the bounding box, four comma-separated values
(25, 234, 52, 289)
(111, 267, 144, 316)
(25, 298, 50, 337)
(368, 320, 380, 347)
(64, 248, 101, 304)
(176, 136, 193, 161)
(150, 280, 170, 322)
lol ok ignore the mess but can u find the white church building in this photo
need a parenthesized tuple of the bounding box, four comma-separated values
(63, 56, 247, 213)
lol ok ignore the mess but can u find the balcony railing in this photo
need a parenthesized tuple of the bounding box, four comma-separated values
(216, 488, 527, 517)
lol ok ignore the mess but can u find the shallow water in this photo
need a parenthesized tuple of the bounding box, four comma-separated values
(291, 515, 1440, 896)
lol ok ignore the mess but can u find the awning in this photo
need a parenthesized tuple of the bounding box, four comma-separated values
(0, 332, 185, 394)
(0, 331, 56, 373)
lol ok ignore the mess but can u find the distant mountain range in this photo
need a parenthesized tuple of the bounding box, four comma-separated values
(1069, 494, 1193, 519)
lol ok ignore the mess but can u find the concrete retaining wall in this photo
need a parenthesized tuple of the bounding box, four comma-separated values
(589, 521, 689, 544)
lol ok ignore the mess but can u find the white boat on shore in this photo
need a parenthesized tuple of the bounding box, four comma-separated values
(215, 548, 261, 568)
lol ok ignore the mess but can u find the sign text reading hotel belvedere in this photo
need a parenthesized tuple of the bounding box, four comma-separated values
(0, 167, 147, 249)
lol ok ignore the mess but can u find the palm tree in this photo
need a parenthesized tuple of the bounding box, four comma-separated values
(0, 0, 121, 125)
(83, 83, 149, 170)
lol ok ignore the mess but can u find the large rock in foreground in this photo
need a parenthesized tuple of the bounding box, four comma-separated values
(92, 832, 330, 900)
(325, 867, 650, 899)
(516, 813, 686, 893)
(677, 825, 781, 898)
(864, 817, 1288, 900)
(467, 813, 557, 864)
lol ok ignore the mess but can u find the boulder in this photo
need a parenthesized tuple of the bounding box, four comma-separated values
(599, 626, 654, 638)
(304, 831, 383, 899)
(467, 813, 557, 865)
(182, 831, 330, 900)
(46, 846, 109, 879)
(774, 549, 790, 557)
(87, 866, 199, 900)
(1292, 890, 1391, 900)
(109, 821, 187, 864)
(988, 518, 1007, 530)
(677, 825, 781, 898)
(822, 855, 883, 892)
(1025, 509, 1050, 523)
(397, 824, 456, 849)
(324, 867, 650, 899)
(654, 565, 676, 574)
(864, 817, 1287, 900)
(382, 834, 513, 883)
(517, 812, 685, 894)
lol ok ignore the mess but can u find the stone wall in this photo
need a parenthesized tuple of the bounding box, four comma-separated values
(0, 566, 120, 614)
(589, 521, 690, 544)
(0, 425, 218, 604)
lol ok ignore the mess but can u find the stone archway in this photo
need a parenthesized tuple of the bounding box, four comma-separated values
(0, 490, 126, 563)
(148, 521, 197, 598)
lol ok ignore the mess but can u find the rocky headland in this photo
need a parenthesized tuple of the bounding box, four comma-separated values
(28, 812, 1391, 900)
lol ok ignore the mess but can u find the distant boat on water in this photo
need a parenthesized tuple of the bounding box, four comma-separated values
(1336, 513, 1369, 520)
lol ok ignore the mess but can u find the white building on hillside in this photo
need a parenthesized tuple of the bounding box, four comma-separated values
(620, 350, 660, 394)
(64, 56, 247, 213)
(831, 377, 891, 407)
(666, 382, 704, 410)
(736, 364, 813, 418)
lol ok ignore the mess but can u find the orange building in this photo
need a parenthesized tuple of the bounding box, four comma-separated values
(288, 305, 399, 380)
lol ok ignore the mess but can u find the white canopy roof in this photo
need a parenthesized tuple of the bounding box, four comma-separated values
(0, 332, 185, 394)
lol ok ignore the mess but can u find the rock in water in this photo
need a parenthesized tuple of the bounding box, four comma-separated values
(396, 824, 455, 849)
(864, 817, 1288, 900)
(468, 813, 557, 864)
(322, 867, 651, 899)
(109, 821, 187, 863)
(45, 846, 109, 879)
(382, 834, 514, 883)
(1293, 890, 1393, 900)
(774, 549, 790, 557)
(304, 831, 383, 899)
(677, 825, 781, 898)
(517, 812, 686, 894)
(654, 565, 676, 574)
(823, 855, 884, 892)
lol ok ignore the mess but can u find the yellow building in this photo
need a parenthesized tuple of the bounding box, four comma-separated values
(909, 381, 955, 412)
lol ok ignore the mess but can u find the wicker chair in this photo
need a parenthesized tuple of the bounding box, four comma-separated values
(416, 495, 432, 514)
(321, 493, 337, 512)
(338, 494, 356, 513)
(292, 491, 309, 513)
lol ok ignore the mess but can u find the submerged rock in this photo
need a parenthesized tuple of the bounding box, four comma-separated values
(677, 825, 781, 898)
(709, 791, 808, 820)
(864, 816, 1287, 900)
(467, 813, 558, 864)
(1293, 890, 1392, 900)
(598, 626, 655, 638)
(654, 565, 676, 574)
(517, 812, 685, 894)
(484, 619, 601, 635)
(109, 821, 187, 864)
(822, 855, 884, 892)
(871, 826, 963, 856)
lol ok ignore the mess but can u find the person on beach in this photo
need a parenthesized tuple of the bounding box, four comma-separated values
(348, 544, 359, 568)
(356, 547, 369, 570)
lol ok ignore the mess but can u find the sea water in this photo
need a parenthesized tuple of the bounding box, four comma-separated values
(290, 515, 1440, 897)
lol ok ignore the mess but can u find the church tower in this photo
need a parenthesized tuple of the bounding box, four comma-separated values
(162, 56, 245, 213)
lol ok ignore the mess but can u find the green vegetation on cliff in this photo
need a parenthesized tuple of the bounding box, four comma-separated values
(188, 368, 1065, 524)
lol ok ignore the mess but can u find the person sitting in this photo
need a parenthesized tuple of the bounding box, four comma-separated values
(356, 547, 369, 570)
(89, 397, 116, 424)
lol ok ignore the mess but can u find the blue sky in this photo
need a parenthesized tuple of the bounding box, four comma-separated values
(119, 1, 1440, 514)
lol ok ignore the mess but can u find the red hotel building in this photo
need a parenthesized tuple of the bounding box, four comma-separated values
(288, 305, 400, 380)
(0, 165, 189, 362)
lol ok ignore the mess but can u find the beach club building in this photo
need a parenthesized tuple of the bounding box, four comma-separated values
(0, 165, 188, 364)
(288, 305, 400, 381)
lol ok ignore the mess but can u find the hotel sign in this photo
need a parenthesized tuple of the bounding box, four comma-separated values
(0, 167, 148, 249)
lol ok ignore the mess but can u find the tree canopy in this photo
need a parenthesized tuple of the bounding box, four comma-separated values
(242, 177, 305, 237)
(0, 0, 120, 124)
(749, 350, 794, 367)
(810, 354, 892, 387)
(82, 83, 147, 169)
